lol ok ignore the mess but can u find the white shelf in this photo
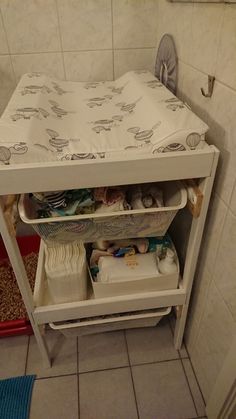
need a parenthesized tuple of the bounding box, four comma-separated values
(0, 146, 217, 195)
(0, 141, 219, 365)
(33, 241, 186, 325)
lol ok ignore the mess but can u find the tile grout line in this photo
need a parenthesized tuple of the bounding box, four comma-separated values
(0, 45, 156, 57)
(179, 58, 236, 95)
(79, 356, 181, 376)
(168, 311, 202, 415)
(169, 312, 206, 413)
(180, 357, 199, 418)
(54, 0, 66, 80)
(35, 372, 78, 381)
(24, 335, 30, 376)
(124, 330, 140, 419)
(110, 0, 115, 80)
(77, 337, 80, 419)
(0, 6, 16, 84)
(213, 3, 226, 87)
(185, 345, 206, 406)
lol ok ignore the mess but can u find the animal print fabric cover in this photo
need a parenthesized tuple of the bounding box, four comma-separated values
(0, 71, 208, 165)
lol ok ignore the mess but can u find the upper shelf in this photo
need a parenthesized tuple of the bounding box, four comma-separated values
(0, 145, 219, 195)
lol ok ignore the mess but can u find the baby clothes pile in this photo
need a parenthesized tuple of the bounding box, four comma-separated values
(30, 183, 164, 218)
(45, 240, 87, 304)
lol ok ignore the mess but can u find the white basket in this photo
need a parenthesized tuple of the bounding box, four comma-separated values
(89, 238, 179, 299)
(49, 307, 171, 337)
(18, 181, 187, 243)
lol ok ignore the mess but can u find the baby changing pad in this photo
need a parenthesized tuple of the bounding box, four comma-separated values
(0, 70, 209, 165)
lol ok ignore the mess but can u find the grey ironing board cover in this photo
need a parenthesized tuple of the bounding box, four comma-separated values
(155, 34, 177, 95)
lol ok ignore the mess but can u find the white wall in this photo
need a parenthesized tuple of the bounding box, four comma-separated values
(156, 0, 236, 402)
(0, 0, 159, 115)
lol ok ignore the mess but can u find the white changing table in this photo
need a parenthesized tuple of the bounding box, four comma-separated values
(0, 146, 219, 367)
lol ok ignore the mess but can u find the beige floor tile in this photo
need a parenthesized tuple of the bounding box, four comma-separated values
(132, 360, 197, 419)
(126, 320, 179, 365)
(0, 335, 28, 379)
(78, 331, 129, 373)
(29, 375, 78, 419)
(26, 330, 77, 378)
(79, 368, 138, 419)
(182, 358, 206, 417)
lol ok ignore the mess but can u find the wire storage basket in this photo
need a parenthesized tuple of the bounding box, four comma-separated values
(18, 181, 187, 243)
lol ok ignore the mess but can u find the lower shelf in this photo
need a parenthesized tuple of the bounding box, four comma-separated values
(33, 241, 186, 325)
(49, 307, 171, 337)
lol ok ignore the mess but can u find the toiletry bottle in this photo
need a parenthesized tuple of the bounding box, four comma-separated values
(158, 248, 177, 275)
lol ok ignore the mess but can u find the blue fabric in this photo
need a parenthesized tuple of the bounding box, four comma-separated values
(0, 375, 36, 419)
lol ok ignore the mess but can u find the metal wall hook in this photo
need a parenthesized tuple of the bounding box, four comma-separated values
(201, 75, 215, 98)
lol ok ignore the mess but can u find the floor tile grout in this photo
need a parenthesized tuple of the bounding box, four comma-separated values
(168, 315, 206, 414)
(184, 345, 206, 406)
(79, 364, 129, 376)
(168, 315, 206, 407)
(180, 357, 199, 418)
(35, 372, 77, 381)
(124, 330, 140, 419)
(78, 356, 183, 376)
(77, 338, 80, 419)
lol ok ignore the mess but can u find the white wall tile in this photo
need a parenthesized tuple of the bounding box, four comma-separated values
(114, 48, 155, 79)
(57, 0, 112, 51)
(64, 50, 113, 81)
(230, 179, 236, 216)
(190, 280, 236, 401)
(1, 0, 61, 53)
(177, 62, 211, 125)
(113, 0, 159, 49)
(157, 0, 193, 62)
(0, 54, 15, 115)
(11, 52, 65, 82)
(190, 2, 224, 74)
(0, 12, 8, 54)
(216, 5, 236, 90)
(185, 263, 212, 355)
(214, 209, 236, 321)
(200, 193, 227, 275)
(206, 82, 236, 205)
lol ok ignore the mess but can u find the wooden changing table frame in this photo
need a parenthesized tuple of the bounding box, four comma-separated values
(0, 146, 219, 367)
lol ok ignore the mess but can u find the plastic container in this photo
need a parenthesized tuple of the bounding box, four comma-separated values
(18, 181, 187, 243)
(49, 307, 171, 337)
(89, 239, 179, 299)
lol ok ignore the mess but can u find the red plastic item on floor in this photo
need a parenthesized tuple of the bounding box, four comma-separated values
(0, 235, 40, 338)
(0, 319, 33, 337)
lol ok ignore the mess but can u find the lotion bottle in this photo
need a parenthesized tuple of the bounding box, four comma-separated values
(158, 248, 177, 275)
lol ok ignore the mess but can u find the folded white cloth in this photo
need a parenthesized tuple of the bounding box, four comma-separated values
(97, 252, 160, 283)
(45, 241, 87, 303)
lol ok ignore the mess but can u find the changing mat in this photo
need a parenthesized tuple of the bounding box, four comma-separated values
(0, 70, 209, 165)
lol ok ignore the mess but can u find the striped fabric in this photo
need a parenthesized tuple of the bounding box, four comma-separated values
(0, 375, 35, 419)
